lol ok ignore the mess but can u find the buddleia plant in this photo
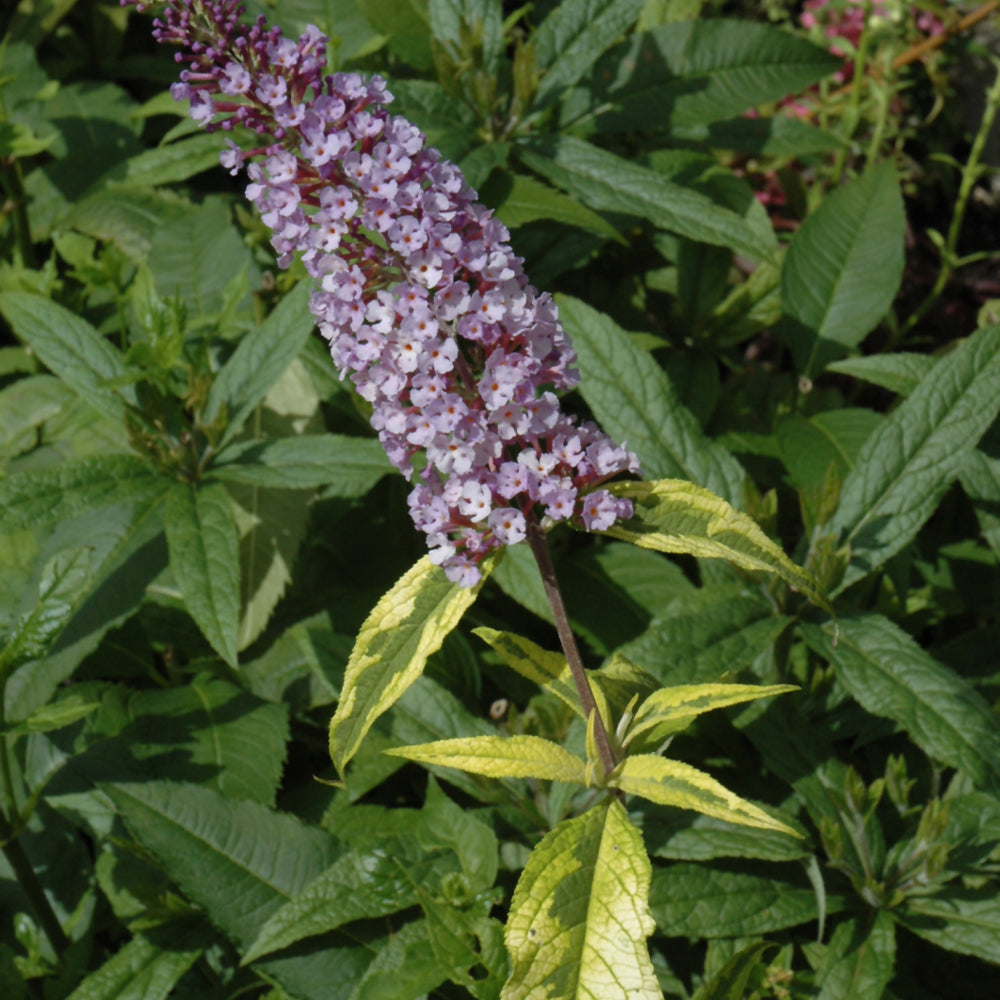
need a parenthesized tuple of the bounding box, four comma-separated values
(128, 2, 829, 996)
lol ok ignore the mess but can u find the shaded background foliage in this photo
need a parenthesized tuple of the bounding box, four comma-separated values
(1, 0, 1000, 998)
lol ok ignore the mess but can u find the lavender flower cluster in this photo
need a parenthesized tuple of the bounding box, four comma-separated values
(133, 0, 639, 585)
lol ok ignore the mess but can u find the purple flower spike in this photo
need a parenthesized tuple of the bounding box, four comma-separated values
(129, 0, 640, 585)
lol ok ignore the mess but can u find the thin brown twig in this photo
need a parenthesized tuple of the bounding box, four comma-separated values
(805, 0, 999, 119)
(523, 514, 618, 780)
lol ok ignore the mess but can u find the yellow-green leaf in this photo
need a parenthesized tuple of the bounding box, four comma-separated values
(384, 735, 588, 785)
(611, 755, 799, 836)
(473, 627, 583, 718)
(503, 800, 661, 1000)
(329, 554, 495, 777)
(627, 683, 797, 746)
(605, 479, 829, 611)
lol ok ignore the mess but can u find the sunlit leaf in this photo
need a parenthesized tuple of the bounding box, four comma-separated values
(611, 754, 799, 835)
(626, 682, 797, 747)
(329, 553, 496, 777)
(164, 482, 241, 667)
(604, 478, 829, 611)
(384, 734, 588, 784)
(503, 800, 660, 1000)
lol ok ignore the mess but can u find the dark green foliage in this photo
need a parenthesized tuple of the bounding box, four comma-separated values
(1, 1, 999, 998)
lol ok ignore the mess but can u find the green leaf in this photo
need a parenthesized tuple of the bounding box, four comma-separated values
(0, 548, 92, 679)
(428, 0, 504, 72)
(638, 803, 809, 863)
(241, 778, 492, 967)
(611, 754, 799, 834)
(212, 434, 391, 494)
(472, 627, 582, 716)
(0, 292, 136, 421)
(782, 162, 905, 375)
(126, 676, 288, 805)
(777, 409, 881, 496)
(801, 617, 1000, 796)
(385, 734, 588, 784)
(493, 171, 624, 242)
(671, 115, 845, 156)
(831, 323, 1000, 589)
(649, 864, 825, 937)
(362, 0, 433, 69)
(695, 941, 779, 1000)
(960, 446, 1000, 559)
(520, 137, 773, 260)
(13, 689, 100, 734)
(897, 887, 1000, 963)
(0, 456, 165, 534)
(420, 775, 498, 892)
(329, 553, 495, 777)
(239, 611, 348, 712)
(587, 19, 840, 130)
(204, 281, 315, 446)
(164, 482, 241, 667)
(813, 912, 895, 1000)
(146, 197, 258, 321)
(0, 374, 76, 464)
(604, 479, 829, 610)
(618, 586, 787, 686)
(349, 920, 447, 1000)
(65, 924, 203, 1000)
(103, 781, 370, 999)
(503, 800, 661, 1000)
(626, 682, 797, 747)
(533, 0, 649, 105)
(241, 846, 453, 965)
(111, 131, 226, 188)
(5, 493, 169, 724)
(825, 352, 936, 397)
(63, 187, 190, 263)
(557, 295, 746, 504)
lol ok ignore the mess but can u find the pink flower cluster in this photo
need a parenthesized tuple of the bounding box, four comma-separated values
(130, 0, 639, 585)
(801, 0, 944, 83)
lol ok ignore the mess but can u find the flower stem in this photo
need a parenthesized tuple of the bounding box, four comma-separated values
(898, 59, 1000, 340)
(0, 807, 69, 958)
(523, 515, 617, 779)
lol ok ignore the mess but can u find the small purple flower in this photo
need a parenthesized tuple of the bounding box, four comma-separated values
(130, 0, 640, 585)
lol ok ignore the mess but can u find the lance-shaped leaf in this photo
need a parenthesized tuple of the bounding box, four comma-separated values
(695, 942, 780, 1000)
(532, 0, 649, 105)
(801, 617, 1000, 795)
(611, 755, 799, 835)
(164, 482, 241, 668)
(472, 627, 582, 717)
(832, 321, 1000, 590)
(203, 280, 314, 448)
(329, 554, 495, 777)
(0, 548, 92, 680)
(385, 735, 588, 785)
(897, 887, 1000, 964)
(0, 455, 166, 534)
(604, 479, 829, 611)
(782, 161, 905, 376)
(64, 922, 204, 1000)
(0, 291, 137, 421)
(626, 683, 797, 748)
(503, 800, 661, 1000)
(813, 912, 895, 1000)
(650, 864, 831, 938)
(211, 434, 391, 494)
(520, 137, 773, 261)
(557, 295, 746, 504)
(241, 845, 458, 965)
